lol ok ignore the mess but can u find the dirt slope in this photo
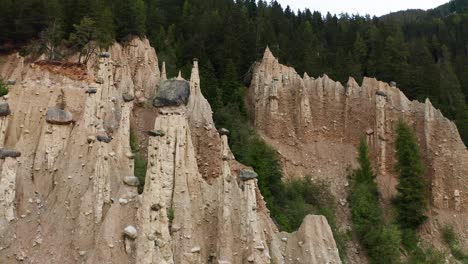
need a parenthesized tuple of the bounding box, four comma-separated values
(247, 47, 468, 261)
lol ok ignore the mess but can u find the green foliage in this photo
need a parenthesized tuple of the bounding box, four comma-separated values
(442, 225, 468, 263)
(167, 207, 174, 224)
(406, 243, 445, 264)
(348, 139, 402, 264)
(37, 19, 63, 60)
(68, 17, 99, 63)
(283, 178, 349, 260)
(0, 79, 9, 97)
(130, 128, 147, 194)
(442, 225, 457, 244)
(393, 121, 428, 230)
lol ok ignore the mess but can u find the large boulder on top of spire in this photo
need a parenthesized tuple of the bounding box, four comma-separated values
(153, 79, 190, 107)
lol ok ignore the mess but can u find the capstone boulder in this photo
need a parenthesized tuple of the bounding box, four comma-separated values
(239, 169, 258, 181)
(45, 106, 73, 125)
(0, 102, 11, 116)
(0, 149, 21, 159)
(152, 79, 190, 107)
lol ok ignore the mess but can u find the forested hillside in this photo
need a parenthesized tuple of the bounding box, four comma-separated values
(0, 0, 467, 144)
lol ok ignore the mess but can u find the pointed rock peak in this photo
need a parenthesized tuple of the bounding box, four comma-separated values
(347, 77, 359, 87)
(177, 71, 183, 80)
(263, 46, 275, 61)
(425, 98, 433, 106)
(190, 58, 201, 93)
(322, 74, 329, 80)
(161, 61, 167, 81)
(303, 72, 310, 80)
(362, 77, 376, 88)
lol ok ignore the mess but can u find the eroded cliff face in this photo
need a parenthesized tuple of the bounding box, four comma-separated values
(248, 47, 468, 256)
(0, 39, 341, 263)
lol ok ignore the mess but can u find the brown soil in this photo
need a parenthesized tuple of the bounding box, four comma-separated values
(190, 127, 223, 184)
(131, 104, 159, 160)
(35, 60, 93, 82)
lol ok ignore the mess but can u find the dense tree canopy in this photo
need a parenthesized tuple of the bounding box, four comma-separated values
(348, 139, 401, 264)
(0, 0, 467, 144)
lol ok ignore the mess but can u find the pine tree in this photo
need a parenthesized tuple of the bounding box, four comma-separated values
(134, 0, 147, 37)
(36, 19, 63, 60)
(91, 0, 115, 49)
(68, 17, 98, 63)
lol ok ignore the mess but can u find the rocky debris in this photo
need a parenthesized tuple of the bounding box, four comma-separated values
(99, 52, 111, 58)
(146, 130, 165, 137)
(124, 225, 138, 239)
(103, 103, 121, 134)
(86, 87, 97, 94)
(150, 203, 162, 211)
(366, 129, 374, 135)
(96, 135, 112, 143)
(190, 246, 201, 253)
(0, 148, 21, 159)
(6, 79, 16, 85)
(218, 128, 230, 135)
(239, 169, 258, 181)
(122, 94, 134, 102)
(375, 90, 387, 97)
(125, 152, 135, 159)
(0, 102, 11, 116)
(171, 224, 181, 232)
(152, 79, 190, 107)
(123, 176, 140, 187)
(45, 106, 73, 125)
(87, 136, 96, 143)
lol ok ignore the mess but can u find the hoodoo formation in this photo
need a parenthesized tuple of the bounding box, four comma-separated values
(0, 39, 341, 264)
(247, 47, 468, 260)
(0, 2, 467, 262)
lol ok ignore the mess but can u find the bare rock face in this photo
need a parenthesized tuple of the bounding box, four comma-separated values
(186, 59, 214, 127)
(0, 38, 147, 263)
(45, 106, 73, 125)
(152, 79, 190, 107)
(106, 38, 161, 101)
(271, 215, 341, 264)
(248, 47, 468, 255)
(0, 39, 341, 264)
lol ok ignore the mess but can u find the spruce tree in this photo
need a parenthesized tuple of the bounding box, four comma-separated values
(349, 139, 401, 264)
(394, 121, 428, 231)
